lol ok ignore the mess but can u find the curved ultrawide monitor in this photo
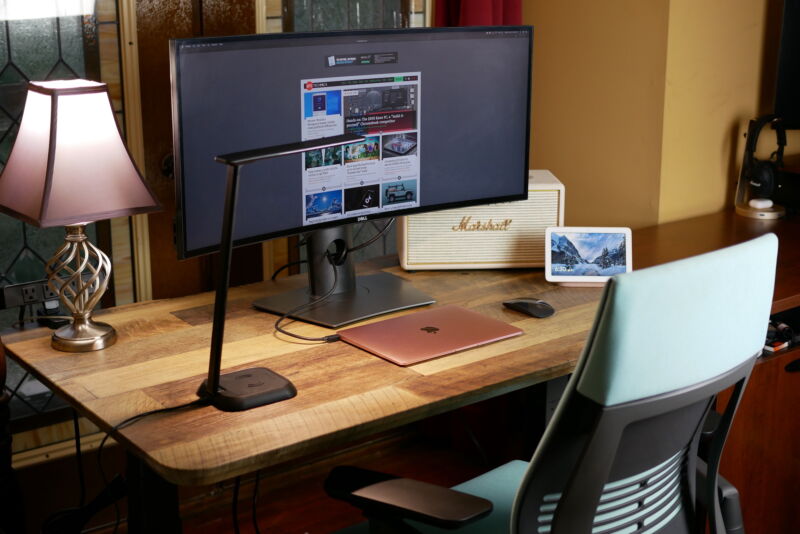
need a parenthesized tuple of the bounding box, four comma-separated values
(170, 26, 532, 259)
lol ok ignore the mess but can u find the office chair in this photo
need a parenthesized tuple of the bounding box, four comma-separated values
(326, 234, 778, 534)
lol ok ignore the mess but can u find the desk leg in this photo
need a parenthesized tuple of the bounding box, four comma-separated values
(0, 391, 24, 534)
(126, 452, 182, 533)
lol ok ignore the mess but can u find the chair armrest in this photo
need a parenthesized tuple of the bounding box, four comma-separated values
(325, 466, 493, 530)
(696, 459, 745, 534)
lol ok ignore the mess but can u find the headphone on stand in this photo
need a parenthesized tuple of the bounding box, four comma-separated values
(742, 114, 787, 199)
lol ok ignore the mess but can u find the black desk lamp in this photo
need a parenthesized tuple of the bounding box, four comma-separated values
(199, 133, 364, 411)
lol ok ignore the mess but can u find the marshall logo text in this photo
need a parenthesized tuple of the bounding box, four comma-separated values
(451, 216, 512, 232)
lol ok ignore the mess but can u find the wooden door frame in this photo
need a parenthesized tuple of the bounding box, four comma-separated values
(118, 0, 153, 302)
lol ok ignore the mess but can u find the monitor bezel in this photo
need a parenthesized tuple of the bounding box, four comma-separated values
(170, 25, 533, 259)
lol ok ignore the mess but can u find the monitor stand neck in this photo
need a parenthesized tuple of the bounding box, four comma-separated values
(306, 225, 356, 298)
(253, 224, 434, 329)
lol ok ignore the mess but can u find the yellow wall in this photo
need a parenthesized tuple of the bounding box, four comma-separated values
(524, 1, 670, 229)
(658, 0, 767, 223)
(524, 0, 774, 228)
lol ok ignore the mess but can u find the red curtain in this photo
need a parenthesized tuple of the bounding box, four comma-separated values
(434, 0, 522, 26)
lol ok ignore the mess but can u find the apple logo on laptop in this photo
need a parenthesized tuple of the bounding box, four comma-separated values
(421, 326, 439, 334)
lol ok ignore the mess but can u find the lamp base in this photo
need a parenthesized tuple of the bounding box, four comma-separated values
(47, 224, 115, 352)
(197, 367, 297, 412)
(52, 318, 116, 352)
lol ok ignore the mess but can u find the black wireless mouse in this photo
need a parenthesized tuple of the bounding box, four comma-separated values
(502, 298, 555, 318)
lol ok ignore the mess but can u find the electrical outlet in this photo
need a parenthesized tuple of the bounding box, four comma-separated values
(22, 284, 41, 303)
(1, 279, 48, 309)
(42, 284, 59, 301)
(1, 274, 94, 310)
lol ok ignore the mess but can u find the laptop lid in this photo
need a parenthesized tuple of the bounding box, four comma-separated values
(339, 305, 523, 366)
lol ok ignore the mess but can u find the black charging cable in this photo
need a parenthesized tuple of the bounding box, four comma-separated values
(348, 217, 394, 254)
(96, 398, 210, 533)
(232, 475, 242, 534)
(73, 410, 86, 508)
(273, 252, 341, 343)
(231, 470, 264, 534)
(270, 218, 395, 281)
(270, 218, 396, 344)
(271, 259, 308, 280)
(40, 410, 88, 533)
(252, 469, 262, 534)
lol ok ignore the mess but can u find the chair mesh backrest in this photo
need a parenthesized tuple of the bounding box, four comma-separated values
(536, 448, 687, 534)
(512, 235, 778, 534)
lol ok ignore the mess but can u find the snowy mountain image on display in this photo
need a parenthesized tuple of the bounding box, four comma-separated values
(550, 232, 627, 277)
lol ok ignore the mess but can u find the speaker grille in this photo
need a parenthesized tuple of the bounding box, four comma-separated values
(399, 171, 564, 269)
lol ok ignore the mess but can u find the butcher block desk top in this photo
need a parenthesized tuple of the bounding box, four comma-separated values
(2, 209, 796, 486)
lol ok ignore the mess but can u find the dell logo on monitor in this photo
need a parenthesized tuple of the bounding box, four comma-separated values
(357, 216, 368, 222)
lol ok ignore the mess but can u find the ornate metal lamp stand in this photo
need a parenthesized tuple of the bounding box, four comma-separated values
(46, 224, 115, 352)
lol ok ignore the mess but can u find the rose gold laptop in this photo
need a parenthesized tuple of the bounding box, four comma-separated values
(338, 305, 523, 366)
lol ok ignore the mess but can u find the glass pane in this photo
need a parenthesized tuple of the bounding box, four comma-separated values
(383, 0, 404, 28)
(288, 0, 414, 31)
(311, 0, 347, 31)
(8, 18, 59, 79)
(292, 0, 311, 31)
(57, 16, 86, 77)
(349, 1, 381, 29)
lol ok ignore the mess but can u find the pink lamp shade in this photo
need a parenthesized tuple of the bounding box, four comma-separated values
(0, 79, 160, 227)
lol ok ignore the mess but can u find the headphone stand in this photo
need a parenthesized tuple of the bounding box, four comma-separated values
(735, 115, 788, 219)
(734, 203, 785, 219)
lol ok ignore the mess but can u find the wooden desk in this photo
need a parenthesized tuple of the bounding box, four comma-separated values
(0, 257, 602, 488)
(2, 209, 799, 531)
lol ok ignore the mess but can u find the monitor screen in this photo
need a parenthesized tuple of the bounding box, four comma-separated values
(170, 26, 532, 259)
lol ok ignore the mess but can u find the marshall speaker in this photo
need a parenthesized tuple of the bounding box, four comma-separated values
(398, 170, 565, 270)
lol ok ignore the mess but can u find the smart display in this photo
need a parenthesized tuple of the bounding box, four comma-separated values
(545, 227, 633, 284)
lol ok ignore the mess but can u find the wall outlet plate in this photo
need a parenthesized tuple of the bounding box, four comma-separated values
(1, 279, 58, 310)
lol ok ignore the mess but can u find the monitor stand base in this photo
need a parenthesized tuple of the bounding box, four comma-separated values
(254, 272, 435, 329)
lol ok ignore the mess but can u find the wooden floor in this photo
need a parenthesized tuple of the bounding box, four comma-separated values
(15, 386, 544, 533)
(183, 429, 488, 534)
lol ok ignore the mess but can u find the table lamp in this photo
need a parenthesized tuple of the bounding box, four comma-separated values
(0, 80, 160, 352)
(199, 133, 362, 411)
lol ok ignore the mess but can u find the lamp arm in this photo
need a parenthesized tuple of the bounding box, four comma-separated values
(206, 164, 240, 396)
(200, 133, 363, 410)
